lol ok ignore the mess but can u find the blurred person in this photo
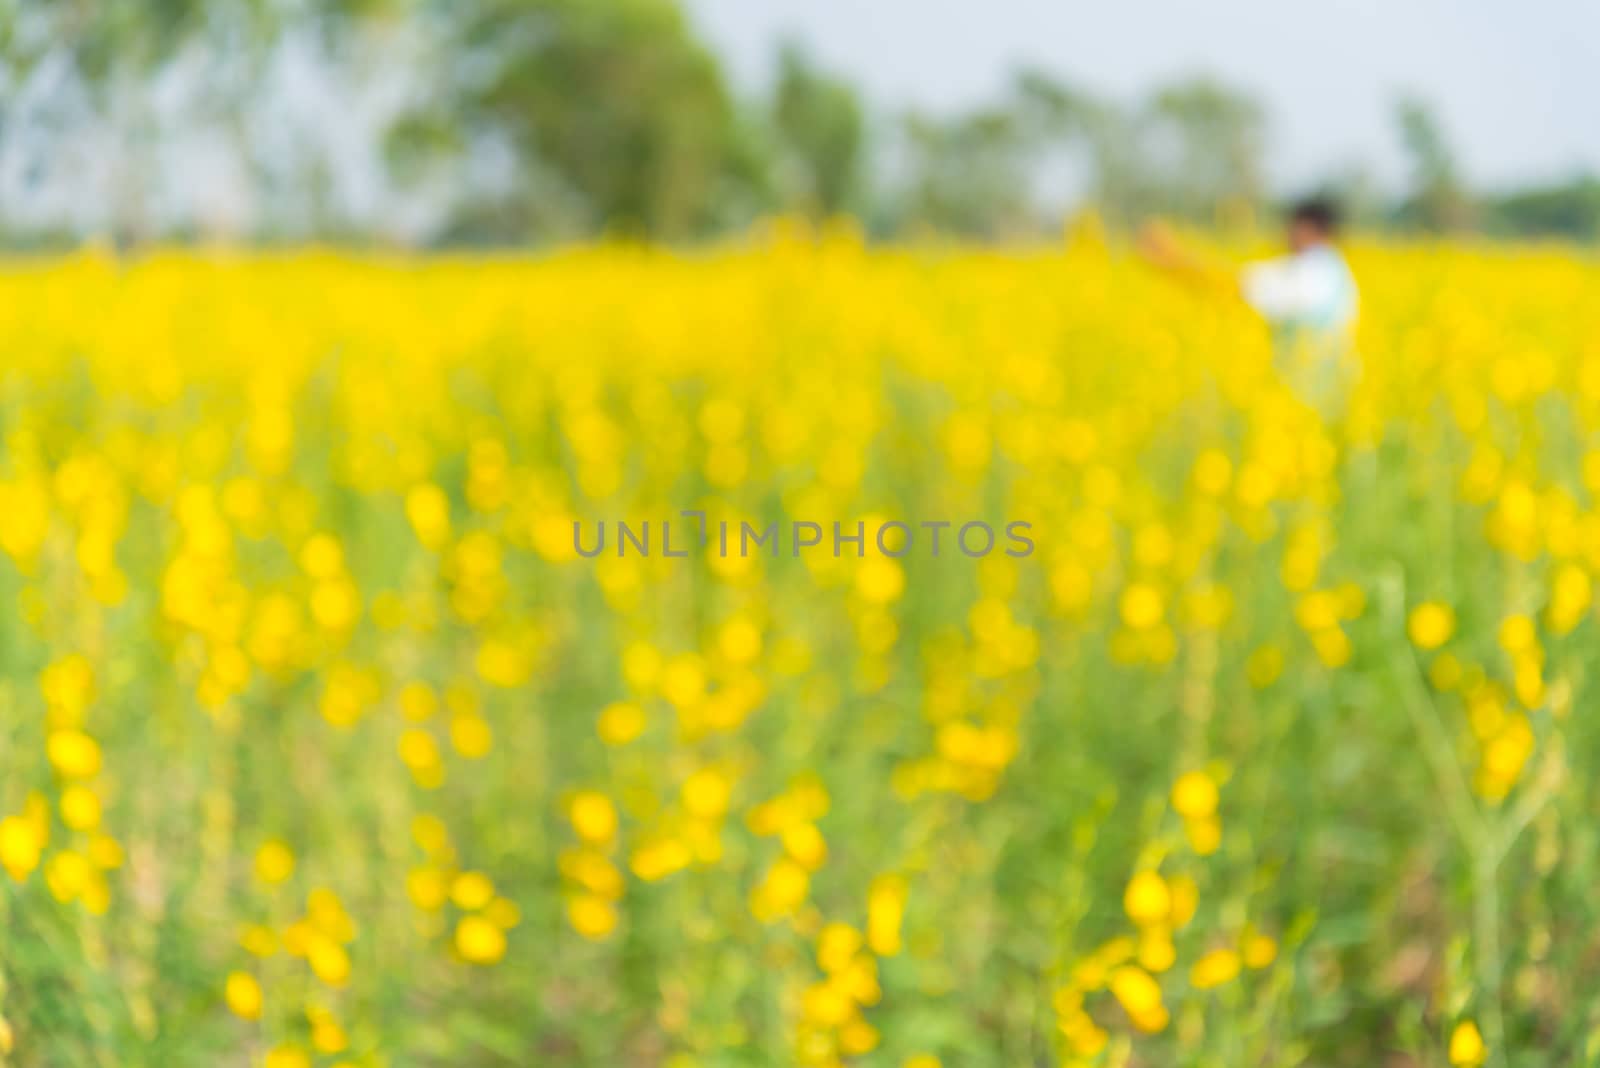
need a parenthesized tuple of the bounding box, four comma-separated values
(1138, 197, 1359, 419)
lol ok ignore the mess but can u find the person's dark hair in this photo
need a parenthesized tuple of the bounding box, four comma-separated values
(1289, 196, 1341, 235)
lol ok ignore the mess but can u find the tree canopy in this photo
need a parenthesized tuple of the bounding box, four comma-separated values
(0, 0, 1594, 245)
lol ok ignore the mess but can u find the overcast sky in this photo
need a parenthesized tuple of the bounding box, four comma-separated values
(684, 0, 1600, 192)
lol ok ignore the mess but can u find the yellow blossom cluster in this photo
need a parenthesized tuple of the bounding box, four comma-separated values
(0, 236, 1596, 1064)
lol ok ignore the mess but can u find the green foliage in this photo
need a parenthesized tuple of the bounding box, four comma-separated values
(1147, 77, 1266, 225)
(1011, 68, 1160, 227)
(770, 41, 865, 220)
(1393, 95, 1475, 233)
(408, 0, 758, 239)
(0, 0, 1597, 244)
(896, 108, 1035, 239)
(1484, 176, 1600, 241)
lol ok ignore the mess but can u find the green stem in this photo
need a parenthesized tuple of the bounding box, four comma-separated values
(1379, 564, 1509, 1067)
(1473, 857, 1507, 1068)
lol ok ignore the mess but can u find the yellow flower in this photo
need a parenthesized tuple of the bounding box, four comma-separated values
(41, 654, 95, 721)
(1189, 948, 1241, 989)
(475, 638, 530, 688)
(1548, 563, 1592, 635)
(782, 822, 828, 870)
(89, 834, 123, 870)
(239, 923, 278, 958)
(1057, 1008, 1107, 1056)
(224, 971, 263, 1020)
(1123, 870, 1171, 927)
(449, 714, 494, 758)
(456, 914, 509, 962)
(621, 642, 663, 693)
(681, 768, 731, 820)
(485, 897, 522, 929)
(47, 729, 102, 778)
(659, 654, 706, 709)
(751, 858, 811, 923)
(451, 870, 496, 910)
(1496, 613, 1536, 654)
(306, 934, 352, 987)
(310, 1013, 347, 1054)
(1170, 770, 1218, 820)
(406, 483, 452, 549)
(1185, 815, 1222, 855)
(307, 889, 356, 944)
(801, 979, 854, 1027)
(566, 894, 618, 940)
(562, 847, 624, 899)
(1109, 965, 1167, 1032)
(411, 814, 450, 854)
(597, 700, 646, 745)
(1407, 602, 1456, 650)
(1119, 583, 1165, 630)
(1449, 1020, 1487, 1067)
(299, 532, 344, 578)
(1193, 449, 1232, 495)
(838, 1019, 879, 1055)
(399, 682, 438, 721)
(855, 556, 905, 604)
(1243, 932, 1278, 969)
(569, 791, 618, 844)
(263, 1046, 312, 1068)
(407, 868, 448, 911)
(630, 837, 692, 883)
(310, 578, 361, 630)
(817, 923, 864, 974)
(0, 816, 43, 881)
(1136, 926, 1176, 973)
(867, 873, 907, 955)
(398, 728, 442, 773)
(718, 617, 763, 664)
(255, 839, 296, 885)
(45, 850, 93, 903)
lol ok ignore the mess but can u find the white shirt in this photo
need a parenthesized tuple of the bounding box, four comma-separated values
(1240, 245, 1358, 333)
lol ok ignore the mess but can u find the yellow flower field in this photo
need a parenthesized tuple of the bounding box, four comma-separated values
(0, 233, 1597, 1066)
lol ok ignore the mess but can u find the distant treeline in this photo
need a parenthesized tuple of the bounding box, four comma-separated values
(3, 0, 1597, 245)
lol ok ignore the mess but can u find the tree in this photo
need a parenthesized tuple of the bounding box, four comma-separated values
(1011, 68, 1153, 228)
(393, 0, 762, 241)
(896, 107, 1034, 239)
(0, 0, 377, 243)
(1146, 76, 1266, 226)
(769, 41, 865, 221)
(1394, 95, 1473, 232)
(1486, 175, 1600, 241)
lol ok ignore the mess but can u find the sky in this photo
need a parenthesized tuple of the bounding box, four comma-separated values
(683, 0, 1600, 192)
